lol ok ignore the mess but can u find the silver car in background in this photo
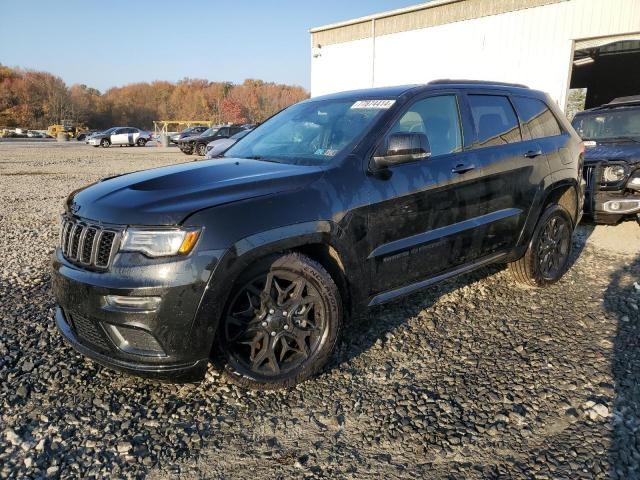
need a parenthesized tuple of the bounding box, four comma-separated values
(204, 129, 253, 159)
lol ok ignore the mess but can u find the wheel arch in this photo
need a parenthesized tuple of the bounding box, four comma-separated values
(515, 176, 581, 257)
(189, 221, 358, 356)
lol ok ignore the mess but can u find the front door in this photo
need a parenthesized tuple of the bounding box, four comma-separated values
(111, 128, 127, 145)
(366, 93, 490, 296)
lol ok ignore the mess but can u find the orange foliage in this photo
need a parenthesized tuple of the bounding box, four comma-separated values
(0, 65, 308, 129)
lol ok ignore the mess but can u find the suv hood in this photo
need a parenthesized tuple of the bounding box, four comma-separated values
(584, 142, 640, 165)
(68, 158, 324, 225)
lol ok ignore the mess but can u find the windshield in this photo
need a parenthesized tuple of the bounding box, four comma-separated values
(200, 128, 219, 137)
(102, 127, 117, 134)
(572, 108, 640, 141)
(224, 99, 393, 165)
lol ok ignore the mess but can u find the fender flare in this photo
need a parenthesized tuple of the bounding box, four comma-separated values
(187, 220, 359, 352)
(517, 174, 581, 249)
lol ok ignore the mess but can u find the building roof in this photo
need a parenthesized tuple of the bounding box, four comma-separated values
(310, 0, 565, 46)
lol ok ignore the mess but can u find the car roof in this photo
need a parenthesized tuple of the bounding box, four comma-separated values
(308, 80, 538, 103)
(577, 95, 640, 114)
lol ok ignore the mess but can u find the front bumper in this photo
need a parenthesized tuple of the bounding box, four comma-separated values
(55, 307, 208, 381)
(52, 247, 224, 382)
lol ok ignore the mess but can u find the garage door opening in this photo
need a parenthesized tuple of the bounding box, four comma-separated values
(569, 36, 640, 110)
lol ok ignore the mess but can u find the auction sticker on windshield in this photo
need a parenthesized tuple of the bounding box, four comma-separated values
(351, 100, 396, 109)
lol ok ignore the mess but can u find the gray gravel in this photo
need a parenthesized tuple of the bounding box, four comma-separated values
(1, 142, 639, 479)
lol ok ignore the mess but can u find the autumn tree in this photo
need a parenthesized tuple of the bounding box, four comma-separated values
(0, 64, 308, 129)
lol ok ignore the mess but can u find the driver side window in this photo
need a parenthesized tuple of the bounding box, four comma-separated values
(388, 95, 462, 157)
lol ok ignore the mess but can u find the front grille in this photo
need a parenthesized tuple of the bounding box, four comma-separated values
(68, 312, 112, 351)
(59, 217, 120, 270)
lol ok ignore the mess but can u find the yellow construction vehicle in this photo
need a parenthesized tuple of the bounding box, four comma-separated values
(47, 120, 88, 139)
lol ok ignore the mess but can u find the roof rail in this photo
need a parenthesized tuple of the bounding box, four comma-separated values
(428, 79, 529, 88)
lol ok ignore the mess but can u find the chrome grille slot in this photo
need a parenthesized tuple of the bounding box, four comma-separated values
(584, 165, 596, 190)
(59, 217, 119, 270)
(96, 231, 116, 268)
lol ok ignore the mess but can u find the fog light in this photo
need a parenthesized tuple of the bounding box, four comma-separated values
(104, 324, 165, 357)
(105, 295, 161, 311)
(603, 199, 640, 213)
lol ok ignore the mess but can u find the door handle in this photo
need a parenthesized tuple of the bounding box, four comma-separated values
(451, 163, 476, 174)
(524, 149, 543, 158)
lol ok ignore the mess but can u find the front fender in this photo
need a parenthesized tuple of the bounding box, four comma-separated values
(187, 220, 360, 353)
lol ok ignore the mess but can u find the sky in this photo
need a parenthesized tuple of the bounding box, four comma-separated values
(0, 0, 421, 92)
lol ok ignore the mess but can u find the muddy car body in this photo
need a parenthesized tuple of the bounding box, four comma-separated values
(53, 81, 584, 389)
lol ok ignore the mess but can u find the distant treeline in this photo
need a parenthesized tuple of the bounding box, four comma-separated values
(0, 64, 309, 129)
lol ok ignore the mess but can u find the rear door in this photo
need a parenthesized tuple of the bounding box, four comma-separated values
(461, 92, 541, 252)
(129, 128, 140, 144)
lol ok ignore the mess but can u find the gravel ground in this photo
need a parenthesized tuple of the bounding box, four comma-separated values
(1, 142, 639, 479)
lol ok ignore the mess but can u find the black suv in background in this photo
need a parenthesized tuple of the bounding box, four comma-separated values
(178, 125, 246, 156)
(572, 96, 640, 224)
(170, 126, 208, 145)
(53, 81, 584, 389)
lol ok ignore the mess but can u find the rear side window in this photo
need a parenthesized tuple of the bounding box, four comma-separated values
(513, 97, 562, 139)
(388, 95, 462, 157)
(468, 95, 521, 148)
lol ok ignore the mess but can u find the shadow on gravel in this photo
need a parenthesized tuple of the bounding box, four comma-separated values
(334, 224, 594, 372)
(607, 253, 640, 479)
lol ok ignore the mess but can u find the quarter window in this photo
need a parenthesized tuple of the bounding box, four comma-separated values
(468, 95, 521, 148)
(388, 95, 462, 157)
(513, 97, 562, 139)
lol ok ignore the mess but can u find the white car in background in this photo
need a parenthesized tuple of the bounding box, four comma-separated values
(204, 128, 253, 159)
(87, 127, 152, 147)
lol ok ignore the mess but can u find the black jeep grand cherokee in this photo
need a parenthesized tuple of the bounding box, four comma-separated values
(53, 81, 584, 389)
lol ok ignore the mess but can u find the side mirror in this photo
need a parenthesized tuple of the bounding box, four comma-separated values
(373, 132, 431, 168)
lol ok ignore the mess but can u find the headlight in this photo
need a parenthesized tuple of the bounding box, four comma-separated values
(120, 227, 201, 257)
(602, 164, 627, 183)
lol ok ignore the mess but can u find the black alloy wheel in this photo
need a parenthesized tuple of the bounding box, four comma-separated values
(509, 204, 574, 287)
(215, 253, 342, 389)
(536, 214, 571, 281)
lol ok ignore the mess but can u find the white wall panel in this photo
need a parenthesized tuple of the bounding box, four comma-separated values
(310, 0, 640, 109)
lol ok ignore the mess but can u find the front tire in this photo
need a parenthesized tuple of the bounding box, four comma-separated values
(214, 253, 343, 390)
(181, 146, 193, 155)
(196, 143, 207, 156)
(136, 138, 147, 147)
(100, 138, 111, 148)
(509, 204, 573, 287)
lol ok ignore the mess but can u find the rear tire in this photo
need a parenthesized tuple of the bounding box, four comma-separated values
(509, 204, 573, 287)
(214, 253, 343, 390)
(100, 138, 110, 148)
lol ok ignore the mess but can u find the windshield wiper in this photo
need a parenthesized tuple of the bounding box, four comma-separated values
(240, 155, 281, 163)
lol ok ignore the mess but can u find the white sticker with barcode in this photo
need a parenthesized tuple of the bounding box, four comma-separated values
(351, 100, 395, 109)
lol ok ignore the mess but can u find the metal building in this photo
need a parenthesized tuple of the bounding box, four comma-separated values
(309, 0, 640, 110)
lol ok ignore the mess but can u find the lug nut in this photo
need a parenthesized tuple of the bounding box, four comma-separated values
(283, 325, 289, 330)
(283, 311, 288, 316)
(269, 309, 275, 314)
(270, 331, 276, 337)
(261, 321, 267, 327)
